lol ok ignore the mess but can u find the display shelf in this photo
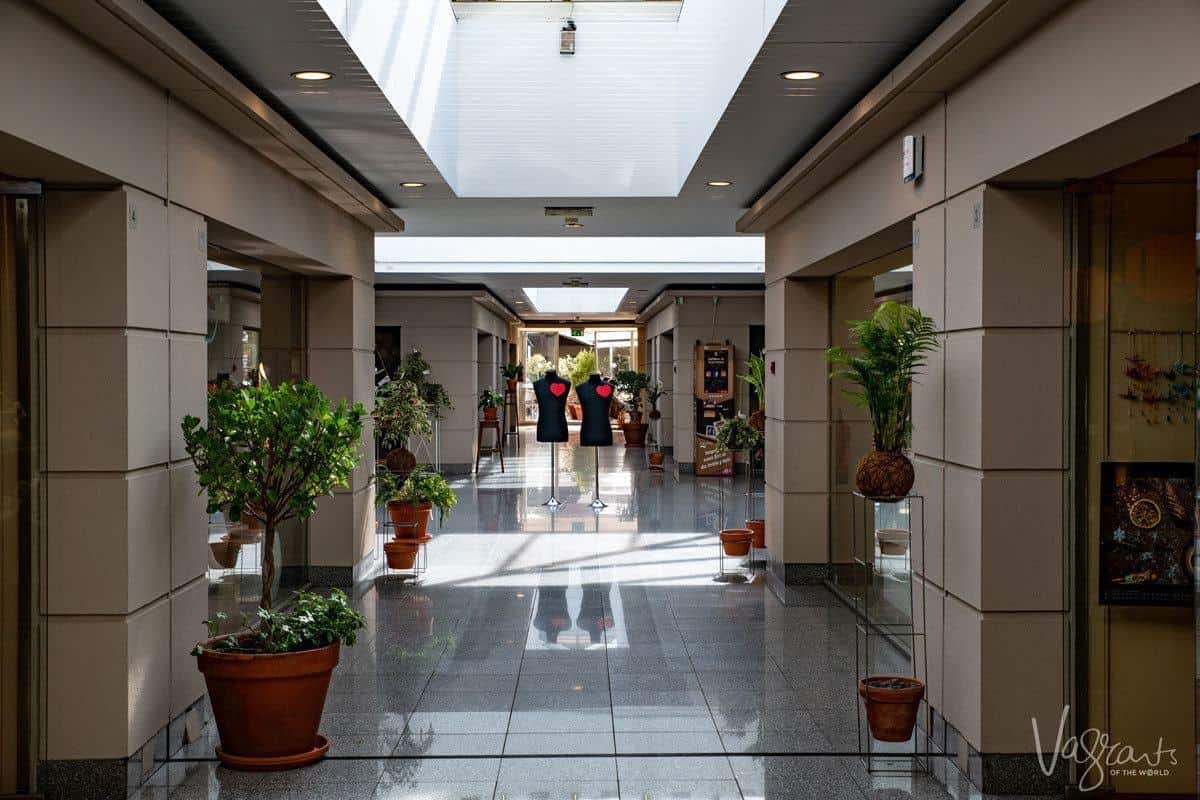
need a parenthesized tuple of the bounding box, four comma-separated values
(850, 491, 930, 776)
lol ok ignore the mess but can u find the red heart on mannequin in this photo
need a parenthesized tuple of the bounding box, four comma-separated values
(596, 384, 613, 399)
(549, 382, 567, 397)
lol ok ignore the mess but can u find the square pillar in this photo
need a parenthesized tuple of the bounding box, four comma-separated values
(306, 276, 376, 586)
(912, 186, 1068, 794)
(763, 277, 831, 585)
(40, 189, 208, 795)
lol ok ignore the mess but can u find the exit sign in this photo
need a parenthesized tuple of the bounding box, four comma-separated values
(571, 328, 585, 337)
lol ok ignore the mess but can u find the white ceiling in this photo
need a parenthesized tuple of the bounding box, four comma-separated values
(143, 0, 959, 236)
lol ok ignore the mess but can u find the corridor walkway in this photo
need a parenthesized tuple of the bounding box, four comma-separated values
(162, 431, 963, 800)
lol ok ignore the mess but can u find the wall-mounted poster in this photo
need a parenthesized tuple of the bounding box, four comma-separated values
(694, 343, 734, 403)
(1099, 461, 1195, 607)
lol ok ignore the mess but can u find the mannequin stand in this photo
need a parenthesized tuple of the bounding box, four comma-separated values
(589, 447, 607, 510)
(541, 443, 562, 508)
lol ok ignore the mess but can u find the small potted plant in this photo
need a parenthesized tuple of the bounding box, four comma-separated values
(714, 416, 764, 549)
(738, 354, 767, 432)
(614, 369, 651, 447)
(374, 378, 432, 478)
(646, 380, 664, 420)
(826, 301, 938, 500)
(501, 363, 521, 392)
(182, 380, 367, 769)
(378, 468, 457, 569)
(478, 388, 504, 421)
(858, 675, 925, 742)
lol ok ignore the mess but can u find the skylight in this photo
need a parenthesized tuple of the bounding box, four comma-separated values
(523, 287, 627, 313)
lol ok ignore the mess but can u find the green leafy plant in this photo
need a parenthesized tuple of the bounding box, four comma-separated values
(645, 380, 664, 411)
(501, 363, 521, 380)
(182, 381, 365, 609)
(478, 388, 504, 409)
(714, 415, 762, 454)
(195, 590, 366, 655)
(393, 468, 458, 525)
(613, 369, 651, 415)
(566, 350, 597, 389)
(739, 353, 766, 405)
(826, 301, 939, 453)
(399, 349, 454, 420)
(374, 378, 432, 452)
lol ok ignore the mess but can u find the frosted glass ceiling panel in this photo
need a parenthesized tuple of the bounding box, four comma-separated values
(319, 0, 783, 197)
(524, 287, 628, 312)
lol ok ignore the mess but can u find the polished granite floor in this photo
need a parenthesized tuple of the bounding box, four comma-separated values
(155, 429, 996, 800)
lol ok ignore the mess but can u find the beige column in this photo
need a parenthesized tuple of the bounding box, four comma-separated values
(42, 188, 208, 783)
(306, 276, 377, 586)
(912, 185, 1068, 791)
(763, 278, 832, 584)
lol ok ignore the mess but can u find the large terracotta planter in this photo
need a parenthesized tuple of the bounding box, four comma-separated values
(719, 528, 753, 557)
(209, 539, 241, 569)
(627, 410, 643, 425)
(854, 449, 915, 501)
(746, 519, 765, 549)
(858, 676, 925, 742)
(383, 537, 427, 570)
(197, 642, 339, 769)
(622, 423, 649, 448)
(483, 406, 499, 421)
(387, 500, 432, 538)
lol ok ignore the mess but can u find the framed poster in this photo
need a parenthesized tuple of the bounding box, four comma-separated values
(1099, 461, 1195, 607)
(694, 343, 734, 404)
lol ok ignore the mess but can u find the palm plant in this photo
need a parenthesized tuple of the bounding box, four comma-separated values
(738, 353, 766, 405)
(825, 301, 938, 453)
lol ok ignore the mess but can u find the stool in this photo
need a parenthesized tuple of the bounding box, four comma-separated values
(476, 418, 505, 473)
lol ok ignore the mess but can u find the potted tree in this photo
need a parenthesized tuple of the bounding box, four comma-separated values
(714, 415, 764, 551)
(374, 378, 432, 478)
(501, 362, 521, 392)
(478, 388, 504, 421)
(738, 354, 767, 433)
(614, 369, 651, 447)
(376, 467, 457, 568)
(646, 380, 664, 420)
(182, 380, 367, 769)
(826, 301, 938, 501)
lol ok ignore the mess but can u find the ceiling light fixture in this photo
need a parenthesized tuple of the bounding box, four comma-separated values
(400, 182, 426, 188)
(706, 180, 733, 188)
(291, 70, 334, 81)
(780, 70, 822, 81)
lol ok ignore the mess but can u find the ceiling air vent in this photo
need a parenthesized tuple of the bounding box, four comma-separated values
(544, 206, 594, 217)
(562, 279, 590, 288)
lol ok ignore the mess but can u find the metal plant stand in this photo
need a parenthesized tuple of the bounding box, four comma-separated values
(379, 517, 429, 583)
(851, 491, 929, 776)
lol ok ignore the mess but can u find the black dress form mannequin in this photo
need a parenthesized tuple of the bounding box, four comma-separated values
(575, 374, 614, 447)
(533, 370, 571, 443)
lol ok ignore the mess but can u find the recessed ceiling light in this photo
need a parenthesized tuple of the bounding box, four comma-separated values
(291, 70, 334, 81)
(706, 180, 733, 188)
(400, 182, 426, 189)
(780, 70, 822, 81)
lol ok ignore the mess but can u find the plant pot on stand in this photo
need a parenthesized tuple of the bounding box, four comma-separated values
(622, 411, 648, 448)
(858, 676, 925, 742)
(854, 448, 915, 501)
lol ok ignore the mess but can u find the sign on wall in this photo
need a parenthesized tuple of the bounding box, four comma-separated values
(1098, 461, 1195, 607)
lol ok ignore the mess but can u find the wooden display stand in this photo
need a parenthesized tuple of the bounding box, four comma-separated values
(693, 342, 736, 476)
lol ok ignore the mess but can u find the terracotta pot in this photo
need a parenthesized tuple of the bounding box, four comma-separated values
(648, 409, 661, 420)
(749, 409, 765, 433)
(505, 378, 518, 392)
(858, 676, 925, 742)
(746, 519, 765, 549)
(197, 642, 339, 769)
(210, 539, 241, 569)
(854, 449, 915, 501)
(384, 538, 422, 570)
(622, 423, 649, 448)
(387, 500, 432, 538)
(876, 528, 909, 556)
(720, 528, 753, 557)
(648, 451, 665, 468)
(384, 447, 416, 478)
(483, 406, 499, 421)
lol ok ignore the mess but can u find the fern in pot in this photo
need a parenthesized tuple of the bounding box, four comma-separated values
(826, 301, 938, 501)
